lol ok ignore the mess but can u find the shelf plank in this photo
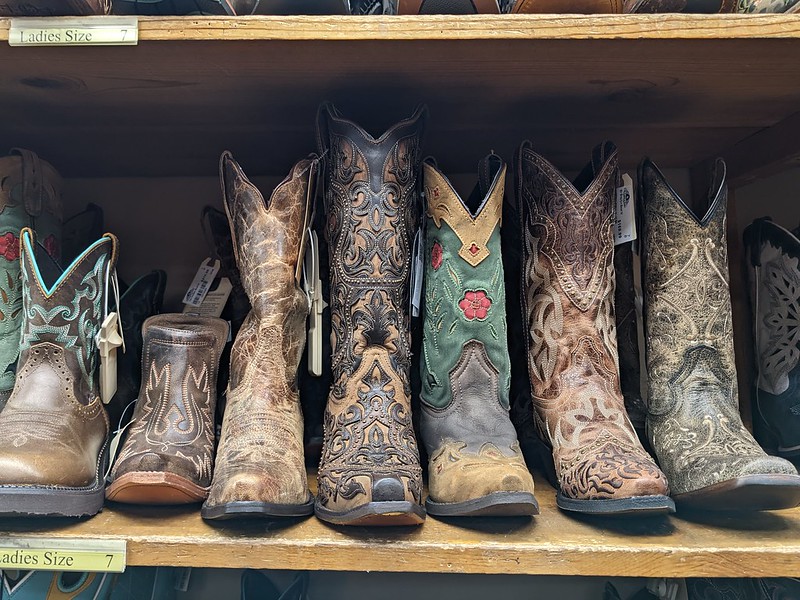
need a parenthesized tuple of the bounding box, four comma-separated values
(0, 475, 798, 577)
(3, 14, 800, 42)
(1, 15, 800, 178)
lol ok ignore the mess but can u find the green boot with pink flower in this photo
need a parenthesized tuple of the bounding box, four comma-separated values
(418, 155, 538, 518)
(0, 149, 62, 409)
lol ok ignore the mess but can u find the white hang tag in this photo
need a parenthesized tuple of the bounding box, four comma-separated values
(96, 312, 123, 405)
(104, 418, 135, 480)
(410, 228, 424, 318)
(182, 258, 220, 307)
(614, 173, 637, 246)
(304, 230, 326, 377)
(183, 277, 232, 318)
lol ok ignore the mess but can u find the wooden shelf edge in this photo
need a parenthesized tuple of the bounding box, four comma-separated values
(2, 14, 800, 42)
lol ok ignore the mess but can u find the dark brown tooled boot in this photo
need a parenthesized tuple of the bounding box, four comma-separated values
(202, 151, 317, 520)
(315, 103, 427, 526)
(0, 228, 117, 517)
(516, 141, 673, 516)
(106, 314, 228, 505)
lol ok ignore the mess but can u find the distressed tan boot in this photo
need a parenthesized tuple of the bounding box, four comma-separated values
(202, 151, 317, 520)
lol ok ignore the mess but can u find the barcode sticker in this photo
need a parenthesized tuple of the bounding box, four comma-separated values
(182, 259, 220, 307)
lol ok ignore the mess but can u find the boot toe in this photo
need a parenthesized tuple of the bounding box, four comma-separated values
(209, 470, 308, 507)
(562, 447, 669, 500)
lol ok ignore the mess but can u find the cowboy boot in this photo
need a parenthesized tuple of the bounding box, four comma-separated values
(624, 0, 686, 10)
(108, 270, 167, 430)
(744, 218, 800, 459)
(640, 158, 800, 511)
(202, 151, 316, 520)
(63, 203, 103, 266)
(419, 156, 538, 517)
(512, 0, 623, 13)
(0, 228, 117, 517)
(315, 103, 426, 526)
(106, 314, 227, 504)
(0, 149, 62, 410)
(517, 141, 672, 516)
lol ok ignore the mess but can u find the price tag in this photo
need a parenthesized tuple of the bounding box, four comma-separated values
(614, 173, 637, 246)
(182, 258, 220, 308)
(0, 538, 126, 573)
(9, 17, 139, 47)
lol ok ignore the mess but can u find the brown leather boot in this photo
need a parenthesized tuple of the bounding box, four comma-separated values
(202, 151, 317, 520)
(516, 141, 673, 516)
(0, 228, 117, 517)
(640, 159, 800, 511)
(105, 314, 228, 505)
(315, 104, 426, 526)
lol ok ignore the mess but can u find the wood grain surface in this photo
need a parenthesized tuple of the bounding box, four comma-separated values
(0, 16, 799, 178)
(0, 474, 798, 577)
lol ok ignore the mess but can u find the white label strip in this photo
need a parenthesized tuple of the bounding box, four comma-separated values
(9, 17, 138, 47)
(0, 537, 126, 572)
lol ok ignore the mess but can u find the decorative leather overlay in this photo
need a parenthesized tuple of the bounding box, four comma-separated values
(112, 315, 225, 490)
(737, 0, 800, 12)
(0, 229, 114, 490)
(519, 144, 668, 501)
(206, 153, 314, 508)
(745, 219, 800, 454)
(317, 105, 424, 511)
(424, 162, 503, 267)
(641, 161, 797, 495)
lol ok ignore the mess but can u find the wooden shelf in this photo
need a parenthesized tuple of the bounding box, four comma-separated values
(0, 15, 800, 180)
(0, 475, 798, 578)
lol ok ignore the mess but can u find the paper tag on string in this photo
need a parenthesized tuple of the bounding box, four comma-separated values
(183, 277, 232, 318)
(303, 231, 326, 377)
(182, 258, 220, 307)
(96, 312, 123, 405)
(410, 228, 424, 318)
(614, 174, 637, 246)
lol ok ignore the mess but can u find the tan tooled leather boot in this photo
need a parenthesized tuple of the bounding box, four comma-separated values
(516, 141, 672, 516)
(0, 228, 117, 517)
(202, 151, 317, 520)
(106, 314, 228, 505)
(640, 158, 800, 511)
(315, 103, 426, 526)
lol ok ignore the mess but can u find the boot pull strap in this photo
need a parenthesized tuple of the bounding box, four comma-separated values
(9, 148, 43, 218)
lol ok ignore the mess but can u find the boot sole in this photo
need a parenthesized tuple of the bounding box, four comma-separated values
(556, 492, 676, 516)
(314, 500, 426, 526)
(674, 474, 800, 511)
(0, 446, 108, 518)
(201, 495, 315, 521)
(426, 491, 540, 517)
(106, 471, 208, 505)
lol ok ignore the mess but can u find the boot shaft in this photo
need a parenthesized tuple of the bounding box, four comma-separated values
(517, 141, 621, 398)
(420, 156, 510, 411)
(18, 227, 117, 405)
(639, 158, 736, 414)
(317, 103, 426, 388)
(220, 152, 316, 391)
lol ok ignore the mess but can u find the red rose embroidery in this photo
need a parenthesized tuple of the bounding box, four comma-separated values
(459, 290, 491, 321)
(431, 241, 443, 270)
(42, 234, 59, 260)
(0, 232, 20, 262)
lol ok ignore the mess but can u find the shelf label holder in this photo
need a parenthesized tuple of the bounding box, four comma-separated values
(8, 17, 138, 47)
(0, 537, 127, 573)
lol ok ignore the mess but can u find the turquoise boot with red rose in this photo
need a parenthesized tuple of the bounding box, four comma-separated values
(418, 155, 538, 517)
(0, 149, 62, 409)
